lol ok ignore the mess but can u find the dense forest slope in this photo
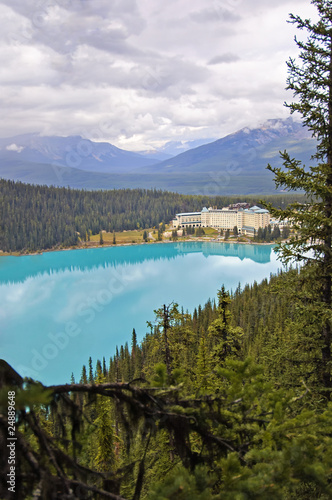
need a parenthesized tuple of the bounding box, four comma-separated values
(0, 178, 306, 253)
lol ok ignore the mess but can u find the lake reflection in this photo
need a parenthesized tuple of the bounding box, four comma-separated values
(0, 242, 280, 385)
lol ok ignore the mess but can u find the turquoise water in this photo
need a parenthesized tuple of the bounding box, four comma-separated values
(0, 242, 281, 385)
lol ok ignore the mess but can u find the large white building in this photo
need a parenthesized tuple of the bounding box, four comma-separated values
(172, 205, 270, 234)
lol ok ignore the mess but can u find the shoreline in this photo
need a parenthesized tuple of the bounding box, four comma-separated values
(0, 236, 276, 257)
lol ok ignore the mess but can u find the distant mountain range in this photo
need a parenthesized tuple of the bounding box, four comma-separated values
(0, 118, 316, 194)
(0, 133, 161, 173)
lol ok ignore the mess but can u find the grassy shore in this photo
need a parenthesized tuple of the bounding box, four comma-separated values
(90, 229, 154, 245)
(0, 227, 278, 257)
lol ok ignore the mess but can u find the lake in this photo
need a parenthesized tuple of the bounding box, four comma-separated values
(0, 242, 281, 385)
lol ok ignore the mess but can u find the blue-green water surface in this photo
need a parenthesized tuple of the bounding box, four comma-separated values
(0, 242, 280, 385)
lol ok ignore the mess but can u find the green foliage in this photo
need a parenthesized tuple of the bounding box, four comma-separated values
(146, 465, 218, 500)
(230, 268, 325, 393)
(208, 287, 243, 368)
(195, 227, 205, 236)
(150, 363, 168, 387)
(94, 373, 115, 472)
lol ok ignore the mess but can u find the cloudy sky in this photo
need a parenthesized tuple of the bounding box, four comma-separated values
(0, 0, 317, 150)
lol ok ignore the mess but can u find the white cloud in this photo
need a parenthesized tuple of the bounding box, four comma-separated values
(0, 0, 319, 149)
(6, 143, 24, 152)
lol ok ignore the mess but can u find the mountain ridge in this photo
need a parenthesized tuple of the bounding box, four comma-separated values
(0, 133, 159, 173)
(0, 118, 316, 194)
(140, 118, 314, 174)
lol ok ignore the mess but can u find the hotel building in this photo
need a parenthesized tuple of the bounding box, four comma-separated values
(172, 205, 270, 234)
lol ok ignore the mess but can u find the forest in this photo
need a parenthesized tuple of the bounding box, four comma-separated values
(0, 178, 305, 253)
(1, 1, 332, 499)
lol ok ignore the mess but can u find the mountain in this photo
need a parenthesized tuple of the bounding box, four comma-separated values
(0, 133, 158, 173)
(0, 119, 317, 194)
(140, 118, 315, 175)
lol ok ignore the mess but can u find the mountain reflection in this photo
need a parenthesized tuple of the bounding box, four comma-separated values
(0, 242, 274, 285)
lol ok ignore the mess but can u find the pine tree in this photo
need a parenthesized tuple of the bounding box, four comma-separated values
(88, 356, 94, 383)
(148, 303, 181, 379)
(102, 356, 107, 377)
(131, 328, 137, 355)
(94, 370, 116, 482)
(208, 287, 243, 366)
(266, 0, 332, 394)
(80, 365, 88, 384)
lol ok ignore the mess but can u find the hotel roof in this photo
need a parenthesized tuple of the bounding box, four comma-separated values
(176, 212, 201, 216)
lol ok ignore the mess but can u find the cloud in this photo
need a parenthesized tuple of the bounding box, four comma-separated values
(6, 144, 24, 152)
(0, 0, 319, 149)
(208, 53, 240, 65)
(190, 6, 241, 24)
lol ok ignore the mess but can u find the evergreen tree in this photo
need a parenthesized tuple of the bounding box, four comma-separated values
(148, 303, 181, 378)
(102, 356, 107, 377)
(80, 365, 88, 384)
(208, 286, 243, 367)
(171, 230, 178, 241)
(131, 328, 137, 357)
(88, 356, 94, 383)
(271, 224, 281, 240)
(94, 371, 115, 477)
(266, 0, 332, 393)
